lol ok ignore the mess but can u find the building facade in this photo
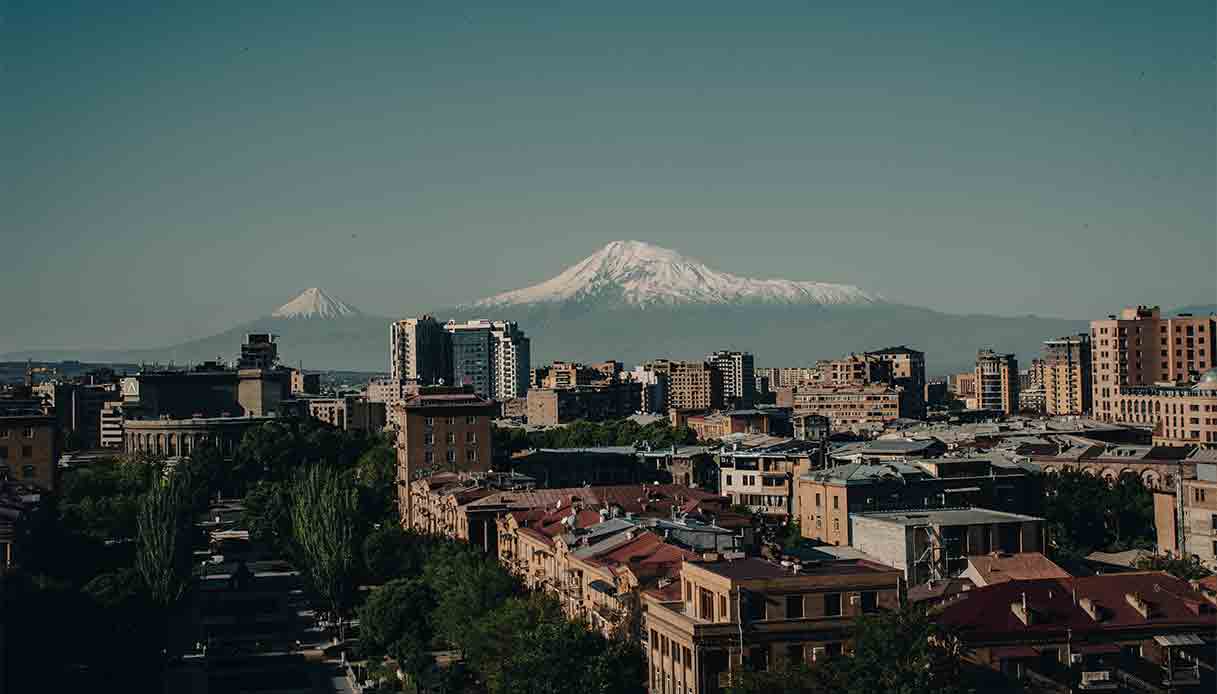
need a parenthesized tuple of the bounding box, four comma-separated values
(390, 315, 451, 385)
(975, 350, 1019, 415)
(707, 351, 755, 407)
(1042, 334, 1092, 415)
(867, 346, 926, 419)
(1153, 462, 1217, 570)
(0, 414, 58, 491)
(445, 320, 531, 402)
(526, 383, 642, 426)
(1108, 373, 1217, 447)
(1090, 305, 1216, 422)
(777, 384, 905, 431)
(667, 361, 724, 412)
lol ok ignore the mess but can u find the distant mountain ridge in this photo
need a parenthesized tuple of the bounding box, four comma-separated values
(6, 244, 1198, 376)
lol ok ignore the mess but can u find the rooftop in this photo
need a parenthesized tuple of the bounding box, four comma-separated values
(966, 552, 1070, 585)
(696, 556, 895, 582)
(852, 507, 1043, 527)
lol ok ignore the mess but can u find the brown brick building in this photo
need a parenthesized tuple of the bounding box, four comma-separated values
(526, 382, 642, 425)
(394, 387, 494, 525)
(776, 383, 905, 432)
(0, 414, 59, 492)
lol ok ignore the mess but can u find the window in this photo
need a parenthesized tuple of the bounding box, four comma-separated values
(446, 450, 456, 463)
(725, 474, 732, 486)
(447, 432, 456, 445)
(745, 646, 769, 671)
(449, 416, 457, 425)
(1211, 514, 1217, 531)
(466, 415, 476, 425)
(20, 446, 32, 458)
(786, 594, 804, 618)
(651, 629, 659, 650)
(684, 580, 692, 602)
(0, 429, 8, 439)
(424, 451, 433, 464)
(466, 448, 477, 462)
(425, 433, 434, 445)
(719, 594, 728, 620)
(0, 447, 6, 460)
(22, 427, 34, 439)
(683, 646, 692, 668)
(465, 431, 476, 443)
(861, 591, 878, 613)
(815, 493, 821, 507)
(22, 464, 35, 478)
(832, 496, 839, 510)
(833, 518, 840, 533)
(424, 416, 434, 426)
(824, 593, 842, 617)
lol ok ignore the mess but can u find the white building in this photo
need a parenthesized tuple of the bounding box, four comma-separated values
(389, 315, 449, 384)
(708, 350, 755, 405)
(445, 320, 531, 402)
(100, 401, 124, 449)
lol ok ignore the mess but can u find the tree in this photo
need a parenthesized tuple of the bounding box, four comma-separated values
(1135, 553, 1214, 581)
(290, 464, 363, 641)
(243, 480, 294, 556)
(358, 578, 438, 685)
(463, 593, 564, 691)
(136, 469, 194, 609)
(726, 662, 832, 694)
(1043, 469, 1155, 558)
(422, 540, 520, 652)
(494, 618, 645, 694)
(363, 525, 429, 583)
(355, 440, 399, 526)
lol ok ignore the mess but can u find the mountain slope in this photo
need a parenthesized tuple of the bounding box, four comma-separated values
(473, 240, 878, 307)
(272, 287, 362, 318)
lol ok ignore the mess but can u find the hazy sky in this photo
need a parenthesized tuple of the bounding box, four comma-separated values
(3, 0, 1214, 353)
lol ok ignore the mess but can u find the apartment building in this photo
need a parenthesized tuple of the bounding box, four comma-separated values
(665, 361, 724, 412)
(818, 353, 891, 387)
(394, 387, 495, 525)
(1042, 334, 1092, 415)
(975, 350, 1019, 415)
(389, 315, 451, 385)
(305, 395, 387, 432)
(796, 457, 1043, 547)
(777, 383, 905, 432)
(707, 351, 755, 407)
(1110, 371, 1217, 447)
(937, 573, 1215, 692)
(1090, 305, 1216, 422)
(629, 366, 670, 414)
(866, 346, 926, 419)
(445, 319, 531, 402)
(680, 410, 771, 441)
(289, 369, 321, 396)
(717, 435, 821, 520)
(0, 413, 59, 491)
(642, 557, 903, 694)
(526, 383, 643, 425)
(1153, 461, 1217, 569)
(530, 361, 601, 390)
(99, 401, 124, 448)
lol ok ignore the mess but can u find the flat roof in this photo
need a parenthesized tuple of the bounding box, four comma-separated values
(695, 556, 894, 581)
(853, 507, 1042, 526)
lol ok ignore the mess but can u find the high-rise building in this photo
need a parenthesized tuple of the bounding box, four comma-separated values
(974, 349, 1019, 415)
(444, 320, 530, 402)
(707, 351, 755, 406)
(390, 315, 452, 385)
(1042, 335, 1092, 416)
(866, 346, 926, 419)
(1090, 306, 1216, 422)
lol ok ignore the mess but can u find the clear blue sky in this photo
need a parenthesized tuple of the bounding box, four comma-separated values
(3, 0, 1214, 352)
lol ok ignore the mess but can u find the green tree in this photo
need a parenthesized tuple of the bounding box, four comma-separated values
(727, 662, 832, 694)
(243, 480, 294, 556)
(494, 618, 645, 694)
(136, 469, 194, 609)
(290, 464, 363, 641)
(363, 525, 429, 583)
(464, 593, 564, 691)
(355, 440, 399, 525)
(1043, 469, 1155, 558)
(422, 541, 520, 652)
(1135, 553, 1214, 580)
(819, 606, 971, 694)
(358, 578, 438, 685)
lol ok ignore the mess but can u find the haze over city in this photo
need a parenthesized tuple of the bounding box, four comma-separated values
(3, 0, 1214, 354)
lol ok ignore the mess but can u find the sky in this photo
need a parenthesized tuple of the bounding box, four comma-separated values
(3, 0, 1214, 353)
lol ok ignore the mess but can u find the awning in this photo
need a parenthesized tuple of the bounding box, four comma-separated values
(1074, 643, 1121, 655)
(1154, 634, 1206, 647)
(588, 579, 617, 596)
(992, 646, 1038, 658)
(943, 487, 981, 493)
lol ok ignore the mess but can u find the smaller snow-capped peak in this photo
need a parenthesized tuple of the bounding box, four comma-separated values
(473, 240, 880, 308)
(272, 288, 362, 319)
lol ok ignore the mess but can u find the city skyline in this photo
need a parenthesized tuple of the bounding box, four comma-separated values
(4, 1, 1214, 354)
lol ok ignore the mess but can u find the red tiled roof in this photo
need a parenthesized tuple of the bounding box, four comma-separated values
(967, 552, 1071, 586)
(937, 572, 1215, 642)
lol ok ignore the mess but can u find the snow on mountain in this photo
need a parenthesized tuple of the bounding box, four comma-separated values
(271, 287, 362, 319)
(472, 240, 881, 308)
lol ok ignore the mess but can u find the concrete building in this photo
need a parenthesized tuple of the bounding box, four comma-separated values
(390, 315, 451, 385)
(628, 366, 669, 414)
(975, 349, 1019, 415)
(44, 382, 120, 449)
(848, 507, 1046, 584)
(777, 383, 906, 432)
(1153, 461, 1217, 570)
(1042, 334, 1092, 415)
(0, 413, 59, 491)
(125, 363, 292, 420)
(665, 361, 724, 412)
(867, 346, 926, 419)
(949, 371, 977, 400)
(1109, 372, 1217, 448)
(818, 353, 891, 387)
(1090, 305, 1216, 422)
(526, 382, 642, 426)
(642, 557, 903, 694)
(507, 446, 662, 488)
(445, 319, 531, 402)
(797, 457, 1043, 547)
(530, 361, 603, 390)
(366, 377, 418, 407)
(394, 387, 495, 525)
(707, 351, 755, 407)
(124, 415, 275, 460)
(680, 410, 771, 441)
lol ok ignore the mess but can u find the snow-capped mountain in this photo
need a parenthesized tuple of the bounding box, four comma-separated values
(472, 240, 880, 308)
(271, 287, 362, 319)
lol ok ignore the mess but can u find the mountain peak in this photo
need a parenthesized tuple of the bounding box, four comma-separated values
(472, 240, 880, 308)
(272, 287, 361, 319)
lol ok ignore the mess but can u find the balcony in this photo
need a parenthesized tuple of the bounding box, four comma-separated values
(1078, 669, 1118, 691)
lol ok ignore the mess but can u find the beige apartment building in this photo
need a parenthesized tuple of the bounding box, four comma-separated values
(1153, 461, 1217, 570)
(666, 361, 724, 411)
(1042, 334, 1092, 415)
(817, 354, 891, 387)
(1090, 305, 1215, 422)
(777, 384, 904, 431)
(974, 349, 1019, 415)
(643, 557, 902, 694)
(866, 346, 926, 418)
